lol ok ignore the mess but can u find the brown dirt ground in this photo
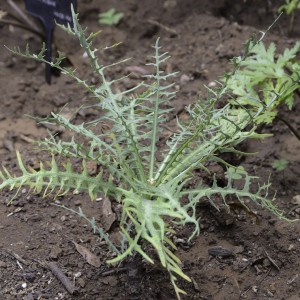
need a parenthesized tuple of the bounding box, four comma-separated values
(0, 0, 300, 299)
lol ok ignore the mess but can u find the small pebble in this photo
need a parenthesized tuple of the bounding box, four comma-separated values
(163, 0, 177, 9)
(60, 215, 67, 222)
(77, 278, 86, 288)
(291, 195, 300, 205)
(269, 282, 276, 293)
(49, 246, 62, 259)
(49, 211, 57, 218)
(74, 272, 82, 278)
(263, 258, 271, 267)
(180, 74, 190, 85)
(74, 200, 82, 206)
(208, 81, 216, 88)
(0, 260, 7, 268)
(26, 62, 37, 71)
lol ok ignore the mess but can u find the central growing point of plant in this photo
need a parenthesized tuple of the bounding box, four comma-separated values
(0, 8, 292, 299)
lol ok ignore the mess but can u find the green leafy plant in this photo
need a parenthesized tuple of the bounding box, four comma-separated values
(1, 8, 291, 299)
(278, 0, 300, 33)
(226, 41, 300, 125)
(272, 159, 289, 171)
(98, 8, 124, 26)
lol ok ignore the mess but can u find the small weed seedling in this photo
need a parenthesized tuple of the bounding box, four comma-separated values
(99, 8, 124, 26)
(272, 159, 289, 171)
(0, 8, 292, 299)
(278, 0, 300, 33)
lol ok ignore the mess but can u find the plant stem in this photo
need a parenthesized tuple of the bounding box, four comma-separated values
(276, 115, 300, 140)
(288, 12, 295, 35)
(149, 39, 161, 181)
(0, 19, 44, 39)
(6, 0, 43, 35)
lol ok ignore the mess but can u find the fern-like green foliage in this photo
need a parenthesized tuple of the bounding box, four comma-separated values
(226, 41, 300, 124)
(1, 7, 291, 299)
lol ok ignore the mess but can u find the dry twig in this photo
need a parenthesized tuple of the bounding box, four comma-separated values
(5, 249, 29, 266)
(47, 261, 79, 295)
(147, 19, 178, 36)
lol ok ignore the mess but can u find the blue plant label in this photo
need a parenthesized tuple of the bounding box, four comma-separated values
(24, 0, 77, 83)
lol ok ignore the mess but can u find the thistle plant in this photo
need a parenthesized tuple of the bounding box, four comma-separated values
(0, 8, 290, 299)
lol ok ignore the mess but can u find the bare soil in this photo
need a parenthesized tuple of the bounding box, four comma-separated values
(0, 1, 300, 299)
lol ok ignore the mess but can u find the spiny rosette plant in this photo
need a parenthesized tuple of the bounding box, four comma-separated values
(0, 8, 290, 299)
(225, 40, 300, 124)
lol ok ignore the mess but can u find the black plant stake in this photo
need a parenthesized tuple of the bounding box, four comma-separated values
(24, 0, 77, 84)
